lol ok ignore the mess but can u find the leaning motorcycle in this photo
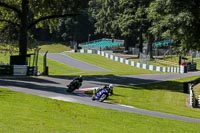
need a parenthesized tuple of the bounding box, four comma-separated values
(92, 84, 113, 102)
(66, 76, 83, 93)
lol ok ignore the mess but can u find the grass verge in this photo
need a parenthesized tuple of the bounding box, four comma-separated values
(38, 43, 71, 53)
(0, 87, 200, 133)
(67, 53, 157, 75)
(85, 76, 200, 119)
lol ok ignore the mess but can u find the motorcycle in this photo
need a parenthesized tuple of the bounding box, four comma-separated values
(92, 84, 113, 102)
(66, 76, 83, 93)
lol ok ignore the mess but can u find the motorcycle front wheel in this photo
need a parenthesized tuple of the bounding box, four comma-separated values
(91, 95, 96, 101)
(99, 94, 108, 102)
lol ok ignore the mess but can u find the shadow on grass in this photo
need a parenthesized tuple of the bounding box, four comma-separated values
(117, 80, 184, 93)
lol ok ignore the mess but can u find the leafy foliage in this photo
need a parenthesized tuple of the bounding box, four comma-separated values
(0, 0, 88, 57)
(89, 0, 153, 52)
(89, 0, 200, 54)
(147, 0, 200, 53)
(57, 10, 95, 43)
(1, 0, 200, 56)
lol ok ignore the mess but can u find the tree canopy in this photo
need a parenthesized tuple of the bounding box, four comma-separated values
(89, 0, 200, 54)
(147, 0, 200, 52)
(0, 0, 87, 58)
(0, 0, 200, 58)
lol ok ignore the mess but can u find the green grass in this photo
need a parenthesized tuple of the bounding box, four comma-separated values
(37, 54, 86, 75)
(0, 45, 200, 133)
(85, 76, 200, 119)
(1, 44, 156, 76)
(1, 87, 200, 132)
(1, 51, 156, 76)
(38, 43, 71, 53)
(67, 53, 157, 75)
(2, 43, 200, 132)
(0, 43, 71, 65)
(192, 83, 200, 99)
(0, 53, 10, 65)
(131, 58, 177, 67)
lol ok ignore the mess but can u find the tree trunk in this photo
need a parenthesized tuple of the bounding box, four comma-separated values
(138, 30, 143, 57)
(147, 33, 154, 59)
(19, 0, 28, 56)
(124, 37, 131, 51)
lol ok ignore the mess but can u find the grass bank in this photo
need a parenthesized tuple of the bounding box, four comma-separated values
(0, 87, 200, 132)
(85, 76, 200, 119)
(66, 53, 157, 75)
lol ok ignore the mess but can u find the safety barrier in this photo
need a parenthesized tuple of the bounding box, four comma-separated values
(183, 78, 200, 107)
(0, 65, 38, 76)
(80, 49, 180, 73)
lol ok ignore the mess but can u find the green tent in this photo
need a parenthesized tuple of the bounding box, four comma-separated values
(153, 40, 173, 47)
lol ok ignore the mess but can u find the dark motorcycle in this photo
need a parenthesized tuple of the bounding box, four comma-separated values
(66, 76, 83, 93)
(92, 84, 113, 102)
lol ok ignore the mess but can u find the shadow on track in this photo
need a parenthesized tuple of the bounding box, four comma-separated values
(0, 77, 90, 97)
(49, 74, 186, 93)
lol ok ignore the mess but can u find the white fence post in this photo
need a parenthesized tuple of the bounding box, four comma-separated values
(189, 85, 195, 107)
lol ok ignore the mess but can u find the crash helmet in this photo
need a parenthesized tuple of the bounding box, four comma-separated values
(109, 84, 113, 89)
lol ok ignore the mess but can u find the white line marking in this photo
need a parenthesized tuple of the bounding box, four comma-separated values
(49, 96, 78, 103)
(118, 104, 136, 109)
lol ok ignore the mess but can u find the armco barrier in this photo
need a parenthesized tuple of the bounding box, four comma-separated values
(13, 65, 27, 75)
(183, 78, 200, 107)
(27, 66, 38, 76)
(80, 49, 180, 73)
(0, 65, 38, 76)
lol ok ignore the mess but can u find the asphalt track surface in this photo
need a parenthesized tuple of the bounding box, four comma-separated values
(46, 53, 111, 72)
(1, 53, 200, 123)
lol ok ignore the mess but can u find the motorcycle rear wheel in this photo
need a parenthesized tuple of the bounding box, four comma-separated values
(66, 86, 75, 93)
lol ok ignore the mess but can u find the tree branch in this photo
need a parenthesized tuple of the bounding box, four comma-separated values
(0, 19, 20, 27)
(28, 13, 79, 29)
(0, 2, 21, 17)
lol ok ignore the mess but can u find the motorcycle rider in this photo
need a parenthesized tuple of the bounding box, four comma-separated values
(108, 84, 113, 95)
(73, 75, 83, 86)
(93, 84, 113, 96)
(92, 84, 114, 101)
(66, 75, 83, 93)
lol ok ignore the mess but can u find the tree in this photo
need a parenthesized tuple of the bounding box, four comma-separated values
(89, 0, 153, 54)
(89, 0, 137, 49)
(147, 0, 200, 53)
(89, 0, 120, 37)
(57, 10, 95, 43)
(0, 0, 87, 63)
(132, 0, 153, 55)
